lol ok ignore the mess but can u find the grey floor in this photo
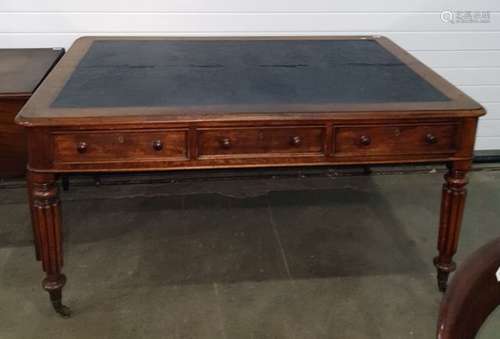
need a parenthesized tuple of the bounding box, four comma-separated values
(1, 167, 500, 339)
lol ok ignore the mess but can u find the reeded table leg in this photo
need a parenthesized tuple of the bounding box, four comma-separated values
(27, 175, 41, 261)
(434, 161, 470, 292)
(27, 171, 71, 317)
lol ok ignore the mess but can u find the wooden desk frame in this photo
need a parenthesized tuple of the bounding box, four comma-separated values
(16, 36, 485, 317)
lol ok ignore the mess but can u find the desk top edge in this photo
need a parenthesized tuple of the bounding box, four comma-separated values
(16, 35, 485, 127)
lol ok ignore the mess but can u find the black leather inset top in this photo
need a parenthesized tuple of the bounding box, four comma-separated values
(52, 39, 449, 108)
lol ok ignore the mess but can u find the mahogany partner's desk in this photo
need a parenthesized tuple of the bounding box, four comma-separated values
(16, 36, 485, 317)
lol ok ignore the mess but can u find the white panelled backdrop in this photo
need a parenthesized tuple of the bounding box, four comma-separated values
(1, 0, 498, 150)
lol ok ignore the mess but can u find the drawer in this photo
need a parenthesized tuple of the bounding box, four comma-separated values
(197, 126, 325, 158)
(53, 129, 188, 163)
(334, 123, 458, 157)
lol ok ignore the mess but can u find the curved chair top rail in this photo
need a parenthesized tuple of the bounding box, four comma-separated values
(437, 237, 500, 339)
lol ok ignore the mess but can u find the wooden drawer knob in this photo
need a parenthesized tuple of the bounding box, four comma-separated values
(360, 135, 371, 146)
(290, 136, 302, 146)
(152, 140, 163, 151)
(221, 138, 232, 149)
(425, 133, 437, 145)
(77, 141, 88, 154)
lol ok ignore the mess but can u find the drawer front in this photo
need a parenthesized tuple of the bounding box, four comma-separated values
(198, 126, 325, 158)
(53, 130, 188, 163)
(334, 123, 458, 157)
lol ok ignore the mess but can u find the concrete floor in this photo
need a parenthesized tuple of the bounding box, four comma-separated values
(1, 167, 500, 339)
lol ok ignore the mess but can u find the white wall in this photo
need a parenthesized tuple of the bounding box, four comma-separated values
(1, 1, 499, 150)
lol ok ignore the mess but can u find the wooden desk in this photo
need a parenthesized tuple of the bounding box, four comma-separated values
(0, 48, 64, 177)
(16, 36, 485, 317)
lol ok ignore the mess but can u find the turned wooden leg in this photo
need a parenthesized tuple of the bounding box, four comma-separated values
(434, 162, 470, 292)
(61, 175, 70, 191)
(27, 171, 71, 317)
(27, 174, 41, 261)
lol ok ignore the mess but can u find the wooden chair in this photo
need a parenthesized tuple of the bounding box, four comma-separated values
(437, 237, 500, 338)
